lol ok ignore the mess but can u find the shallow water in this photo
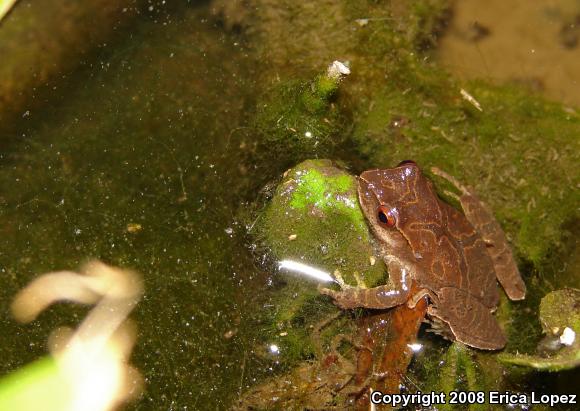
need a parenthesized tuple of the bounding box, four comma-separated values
(0, 1, 578, 410)
(438, 0, 580, 106)
(0, 3, 269, 409)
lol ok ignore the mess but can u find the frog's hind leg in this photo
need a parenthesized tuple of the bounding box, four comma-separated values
(429, 287, 507, 350)
(430, 167, 526, 300)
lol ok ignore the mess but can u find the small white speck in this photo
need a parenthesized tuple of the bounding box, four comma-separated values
(560, 327, 576, 346)
(407, 343, 423, 352)
(269, 344, 280, 354)
(338, 195, 356, 208)
(401, 268, 408, 291)
(327, 60, 351, 79)
(225, 227, 233, 235)
(304, 131, 312, 138)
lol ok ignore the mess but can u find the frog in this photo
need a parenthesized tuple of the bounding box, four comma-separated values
(321, 160, 526, 350)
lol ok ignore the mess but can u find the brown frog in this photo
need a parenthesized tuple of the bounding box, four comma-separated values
(321, 161, 526, 350)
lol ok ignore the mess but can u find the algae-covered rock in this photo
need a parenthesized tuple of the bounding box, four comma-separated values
(254, 159, 384, 360)
(499, 288, 580, 371)
(260, 158, 384, 288)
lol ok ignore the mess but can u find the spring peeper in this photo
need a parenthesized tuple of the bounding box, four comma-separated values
(321, 161, 526, 350)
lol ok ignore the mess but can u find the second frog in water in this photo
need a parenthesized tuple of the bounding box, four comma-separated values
(321, 160, 526, 350)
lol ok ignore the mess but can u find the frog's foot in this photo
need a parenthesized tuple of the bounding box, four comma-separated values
(353, 272, 368, 289)
(333, 269, 351, 288)
(319, 270, 358, 309)
(442, 189, 461, 203)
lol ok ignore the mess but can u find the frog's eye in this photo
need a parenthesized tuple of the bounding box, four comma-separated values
(397, 159, 417, 167)
(377, 205, 396, 228)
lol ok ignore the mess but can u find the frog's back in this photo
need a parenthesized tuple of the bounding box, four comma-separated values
(438, 202, 499, 308)
(391, 168, 498, 308)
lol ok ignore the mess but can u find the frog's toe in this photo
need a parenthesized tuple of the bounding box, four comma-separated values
(319, 286, 342, 300)
(332, 269, 349, 287)
(353, 272, 368, 289)
(318, 284, 331, 295)
(320, 287, 359, 309)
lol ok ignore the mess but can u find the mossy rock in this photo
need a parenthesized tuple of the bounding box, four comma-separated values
(254, 159, 385, 361)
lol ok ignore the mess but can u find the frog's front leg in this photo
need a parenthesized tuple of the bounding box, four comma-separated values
(320, 257, 412, 309)
(430, 167, 526, 300)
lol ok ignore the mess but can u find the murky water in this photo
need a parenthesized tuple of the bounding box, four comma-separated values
(0, 1, 578, 410)
(0, 3, 269, 409)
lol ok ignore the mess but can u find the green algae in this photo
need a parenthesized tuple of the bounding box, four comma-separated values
(288, 168, 366, 235)
(438, 344, 480, 411)
(259, 159, 384, 288)
(427, 343, 511, 411)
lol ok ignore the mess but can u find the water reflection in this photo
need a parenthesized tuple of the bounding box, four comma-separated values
(278, 259, 336, 283)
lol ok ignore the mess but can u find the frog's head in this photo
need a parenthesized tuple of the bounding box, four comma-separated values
(358, 160, 440, 246)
